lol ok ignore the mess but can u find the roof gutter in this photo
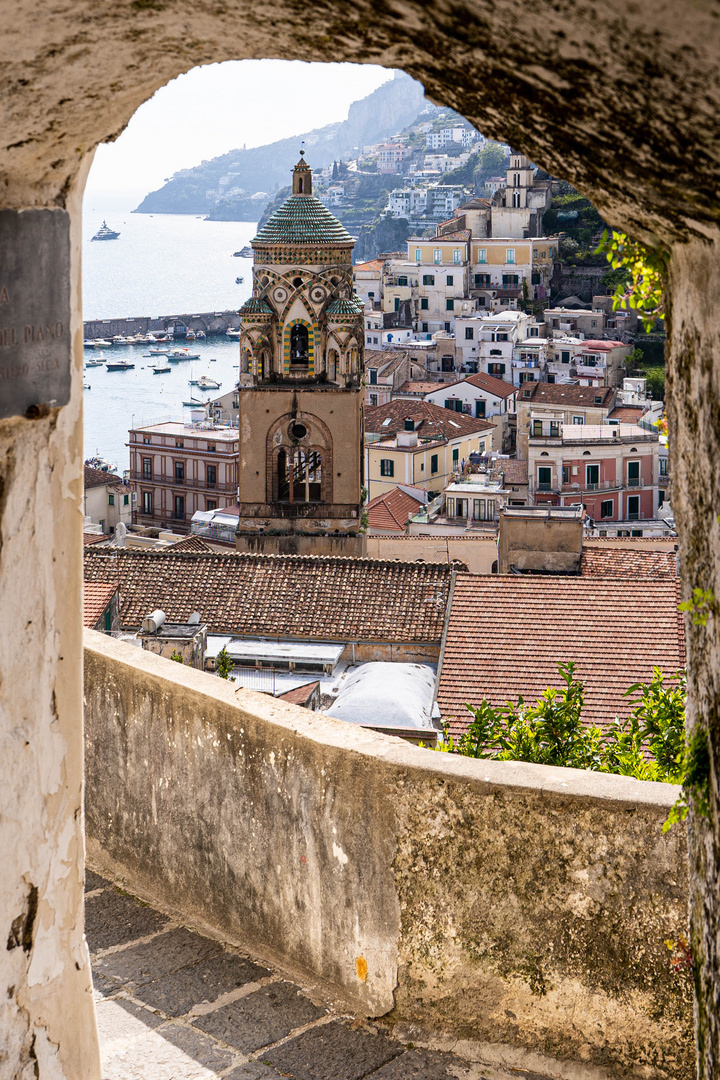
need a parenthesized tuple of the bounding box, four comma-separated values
(433, 562, 458, 734)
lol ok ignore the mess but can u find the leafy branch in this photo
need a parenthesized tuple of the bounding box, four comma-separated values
(595, 230, 667, 332)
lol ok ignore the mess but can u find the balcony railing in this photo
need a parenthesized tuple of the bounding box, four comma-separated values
(129, 470, 236, 494)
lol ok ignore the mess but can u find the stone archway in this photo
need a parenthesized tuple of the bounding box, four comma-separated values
(3, 8, 720, 1080)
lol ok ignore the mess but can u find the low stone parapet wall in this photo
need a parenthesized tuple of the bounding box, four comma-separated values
(84, 630, 693, 1079)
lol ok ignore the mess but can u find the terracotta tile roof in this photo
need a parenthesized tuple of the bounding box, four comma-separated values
(463, 372, 517, 398)
(169, 535, 216, 552)
(366, 486, 426, 532)
(438, 575, 685, 738)
(581, 340, 627, 350)
(276, 681, 320, 706)
(581, 547, 678, 577)
(84, 549, 453, 643)
(83, 532, 108, 547)
(84, 465, 123, 489)
(365, 354, 406, 377)
(354, 259, 383, 273)
(395, 381, 443, 395)
(525, 384, 616, 408)
(83, 581, 117, 628)
(365, 399, 495, 441)
(495, 459, 528, 485)
(607, 406, 647, 423)
(459, 198, 493, 210)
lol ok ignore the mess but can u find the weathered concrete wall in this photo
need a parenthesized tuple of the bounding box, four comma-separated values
(366, 534, 498, 574)
(84, 630, 692, 1078)
(0, 175, 101, 1079)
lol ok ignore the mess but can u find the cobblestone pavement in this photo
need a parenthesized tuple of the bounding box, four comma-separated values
(87, 873, 558, 1080)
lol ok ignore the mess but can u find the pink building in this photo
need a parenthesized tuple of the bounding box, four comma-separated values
(129, 419, 239, 533)
(527, 423, 659, 523)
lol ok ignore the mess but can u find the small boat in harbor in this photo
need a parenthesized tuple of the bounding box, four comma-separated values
(183, 397, 204, 407)
(91, 221, 120, 241)
(85, 455, 117, 473)
(152, 365, 171, 374)
(84, 383, 91, 390)
(105, 359, 135, 371)
(148, 347, 170, 355)
(169, 349, 199, 360)
(185, 329, 196, 341)
(85, 358, 105, 367)
(226, 328, 241, 338)
(196, 375, 221, 390)
(93, 338, 112, 348)
(235, 276, 244, 284)
(195, 331, 206, 340)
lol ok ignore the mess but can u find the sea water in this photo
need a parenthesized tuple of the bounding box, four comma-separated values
(82, 190, 256, 471)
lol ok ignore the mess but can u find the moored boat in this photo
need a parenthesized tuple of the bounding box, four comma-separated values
(152, 365, 171, 374)
(196, 375, 221, 390)
(105, 359, 135, 371)
(93, 338, 112, 348)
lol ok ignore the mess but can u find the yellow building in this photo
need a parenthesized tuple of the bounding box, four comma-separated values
(364, 399, 495, 499)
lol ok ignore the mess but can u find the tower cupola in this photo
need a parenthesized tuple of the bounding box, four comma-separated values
(292, 149, 313, 196)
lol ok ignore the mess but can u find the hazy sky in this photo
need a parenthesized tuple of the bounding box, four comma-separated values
(86, 61, 396, 197)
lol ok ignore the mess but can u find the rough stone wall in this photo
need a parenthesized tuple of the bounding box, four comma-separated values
(0, 171, 101, 1080)
(84, 630, 692, 1078)
(2, 0, 720, 247)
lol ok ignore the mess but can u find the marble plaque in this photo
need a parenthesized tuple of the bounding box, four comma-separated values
(0, 208, 71, 418)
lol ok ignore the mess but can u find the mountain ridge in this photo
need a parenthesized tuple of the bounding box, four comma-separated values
(133, 73, 427, 218)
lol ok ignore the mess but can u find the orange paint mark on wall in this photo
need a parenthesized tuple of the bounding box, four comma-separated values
(356, 956, 368, 982)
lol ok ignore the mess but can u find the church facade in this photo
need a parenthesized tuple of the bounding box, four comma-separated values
(235, 154, 366, 555)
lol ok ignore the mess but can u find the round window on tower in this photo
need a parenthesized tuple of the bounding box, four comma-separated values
(291, 422, 307, 440)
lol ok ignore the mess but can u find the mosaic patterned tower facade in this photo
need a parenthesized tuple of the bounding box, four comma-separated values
(235, 154, 365, 554)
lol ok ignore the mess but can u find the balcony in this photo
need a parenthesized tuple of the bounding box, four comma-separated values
(129, 470, 237, 494)
(83, 630, 686, 1073)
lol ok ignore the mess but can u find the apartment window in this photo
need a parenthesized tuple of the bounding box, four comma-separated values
(572, 415, 584, 425)
(506, 248, 516, 263)
(477, 248, 487, 263)
(143, 436, 151, 445)
(496, 333, 508, 342)
(431, 454, 439, 474)
(207, 464, 217, 488)
(660, 458, 669, 476)
(142, 457, 152, 480)
(446, 275, 454, 286)
(475, 400, 486, 418)
(175, 439, 184, 448)
(529, 326, 539, 336)
(626, 459, 641, 487)
(549, 421, 559, 437)
(533, 419, 543, 436)
(465, 327, 474, 339)
(422, 323, 429, 332)
(627, 494, 640, 520)
(398, 275, 408, 286)
(422, 274, 435, 285)
(367, 335, 372, 344)
(446, 298, 455, 311)
(380, 459, 394, 477)
(502, 274, 519, 285)
(369, 394, 378, 406)
(488, 363, 506, 376)
(561, 351, 570, 363)
(369, 369, 377, 384)
(586, 464, 600, 488)
(421, 298, 429, 310)
(174, 495, 185, 520)
(206, 499, 217, 511)
(415, 248, 422, 262)
(433, 248, 442, 264)
(453, 249, 461, 263)
(394, 297, 400, 312)
(454, 497, 468, 517)
(141, 491, 153, 515)
(547, 374, 555, 384)
(531, 271, 541, 285)
(368, 291, 375, 298)
(123, 494, 129, 506)
(601, 500, 614, 518)
(452, 448, 459, 466)
(537, 466, 552, 491)
(174, 461, 184, 481)
(207, 443, 216, 453)
(562, 465, 571, 485)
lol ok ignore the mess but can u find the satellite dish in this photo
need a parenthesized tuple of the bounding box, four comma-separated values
(188, 612, 201, 625)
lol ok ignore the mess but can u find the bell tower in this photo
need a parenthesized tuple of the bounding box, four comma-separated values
(235, 153, 365, 556)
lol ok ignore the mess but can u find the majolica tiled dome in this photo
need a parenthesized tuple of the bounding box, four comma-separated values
(326, 296, 365, 316)
(253, 195, 354, 247)
(239, 296, 274, 316)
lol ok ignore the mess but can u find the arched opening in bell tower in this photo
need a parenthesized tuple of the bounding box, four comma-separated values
(290, 323, 309, 367)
